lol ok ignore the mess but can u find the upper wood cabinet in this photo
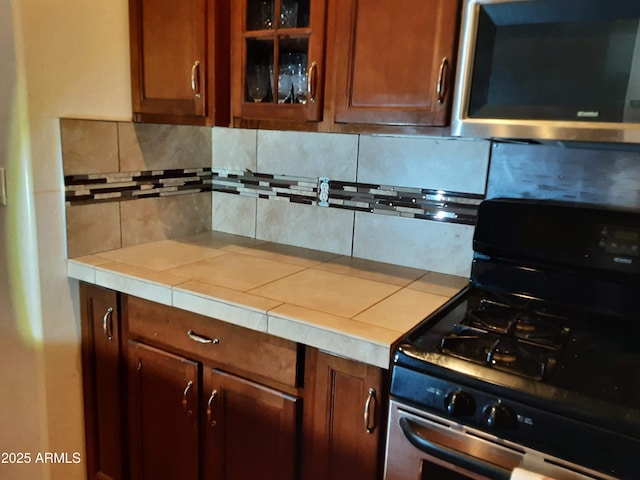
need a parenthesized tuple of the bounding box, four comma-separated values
(129, 0, 230, 126)
(230, 0, 327, 123)
(231, 0, 460, 130)
(326, 0, 461, 127)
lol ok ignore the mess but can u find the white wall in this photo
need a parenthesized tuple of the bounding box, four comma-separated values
(4, 0, 131, 479)
(0, 1, 48, 478)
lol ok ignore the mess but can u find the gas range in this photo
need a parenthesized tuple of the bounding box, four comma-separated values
(385, 199, 640, 480)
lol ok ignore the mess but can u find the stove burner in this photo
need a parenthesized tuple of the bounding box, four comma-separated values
(466, 295, 570, 348)
(515, 313, 536, 333)
(487, 340, 518, 364)
(438, 294, 571, 380)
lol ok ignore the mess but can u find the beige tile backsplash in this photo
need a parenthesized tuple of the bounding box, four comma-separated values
(352, 211, 476, 276)
(65, 202, 121, 258)
(120, 193, 212, 247)
(256, 130, 358, 180)
(357, 135, 490, 193)
(255, 198, 354, 256)
(119, 122, 212, 171)
(60, 118, 119, 175)
(62, 120, 491, 277)
(62, 119, 213, 258)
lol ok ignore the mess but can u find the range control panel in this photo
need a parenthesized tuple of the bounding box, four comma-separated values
(599, 225, 639, 259)
(390, 365, 638, 478)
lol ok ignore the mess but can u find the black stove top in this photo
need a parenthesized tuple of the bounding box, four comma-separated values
(402, 285, 640, 413)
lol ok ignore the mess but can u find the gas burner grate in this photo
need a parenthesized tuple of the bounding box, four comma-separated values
(440, 324, 559, 380)
(466, 295, 571, 349)
(438, 293, 572, 380)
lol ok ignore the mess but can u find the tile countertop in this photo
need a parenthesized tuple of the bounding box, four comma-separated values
(68, 231, 469, 369)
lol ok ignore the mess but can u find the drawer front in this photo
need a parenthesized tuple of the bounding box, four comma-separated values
(126, 296, 299, 387)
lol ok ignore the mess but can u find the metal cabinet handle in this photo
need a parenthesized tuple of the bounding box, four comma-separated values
(308, 61, 318, 103)
(102, 307, 114, 340)
(436, 57, 449, 105)
(186, 330, 220, 345)
(182, 380, 194, 416)
(191, 60, 201, 98)
(364, 387, 377, 434)
(206, 389, 218, 427)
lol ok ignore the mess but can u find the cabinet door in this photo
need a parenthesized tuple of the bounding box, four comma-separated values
(231, 0, 327, 122)
(127, 341, 200, 480)
(304, 350, 384, 480)
(202, 368, 299, 480)
(80, 283, 124, 480)
(129, 0, 225, 124)
(329, 0, 460, 127)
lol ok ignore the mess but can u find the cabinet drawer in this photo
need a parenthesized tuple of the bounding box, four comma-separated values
(126, 296, 299, 387)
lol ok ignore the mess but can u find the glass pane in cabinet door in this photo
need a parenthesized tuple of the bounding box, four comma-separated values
(246, 39, 274, 103)
(247, 0, 274, 31)
(278, 0, 309, 28)
(279, 37, 308, 104)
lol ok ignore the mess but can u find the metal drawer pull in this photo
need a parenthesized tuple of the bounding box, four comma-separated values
(364, 387, 377, 433)
(206, 389, 218, 427)
(182, 380, 194, 416)
(102, 307, 114, 340)
(191, 60, 201, 98)
(436, 57, 449, 104)
(186, 330, 220, 345)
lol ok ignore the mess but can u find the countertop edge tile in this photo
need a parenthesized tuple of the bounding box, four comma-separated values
(68, 260, 96, 284)
(268, 314, 391, 369)
(95, 268, 173, 306)
(172, 288, 269, 332)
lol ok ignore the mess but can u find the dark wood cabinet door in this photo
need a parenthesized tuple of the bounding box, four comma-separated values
(80, 283, 124, 480)
(127, 341, 200, 480)
(129, 0, 230, 125)
(304, 350, 384, 480)
(202, 368, 299, 480)
(328, 0, 460, 127)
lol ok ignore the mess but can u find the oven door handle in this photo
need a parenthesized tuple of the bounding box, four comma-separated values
(399, 417, 511, 480)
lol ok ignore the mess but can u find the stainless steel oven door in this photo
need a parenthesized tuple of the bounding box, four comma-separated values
(383, 400, 617, 480)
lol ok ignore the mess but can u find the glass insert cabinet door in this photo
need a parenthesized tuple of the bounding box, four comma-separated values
(231, 0, 326, 121)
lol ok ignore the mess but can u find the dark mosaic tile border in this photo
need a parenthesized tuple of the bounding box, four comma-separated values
(64, 168, 214, 205)
(65, 168, 484, 225)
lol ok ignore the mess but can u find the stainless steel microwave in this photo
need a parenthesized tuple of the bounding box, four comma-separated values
(451, 0, 640, 144)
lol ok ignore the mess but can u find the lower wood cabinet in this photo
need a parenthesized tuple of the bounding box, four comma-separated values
(80, 283, 125, 480)
(303, 349, 386, 480)
(203, 369, 299, 480)
(80, 283, 386, 480)
(127, 340, 199, 480)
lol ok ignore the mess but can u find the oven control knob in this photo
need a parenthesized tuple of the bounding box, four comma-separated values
(444, 390, 476, 417)
(481, 402, 517, 431)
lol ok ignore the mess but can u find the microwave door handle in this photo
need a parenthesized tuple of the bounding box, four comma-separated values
(399, 417, 511, 480)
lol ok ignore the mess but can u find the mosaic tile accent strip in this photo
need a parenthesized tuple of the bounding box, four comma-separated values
(209, 169, 483, 225)
(65, 168, 484, 225)
(64, 168, 213, 205)
(327, 181, 483, 225)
